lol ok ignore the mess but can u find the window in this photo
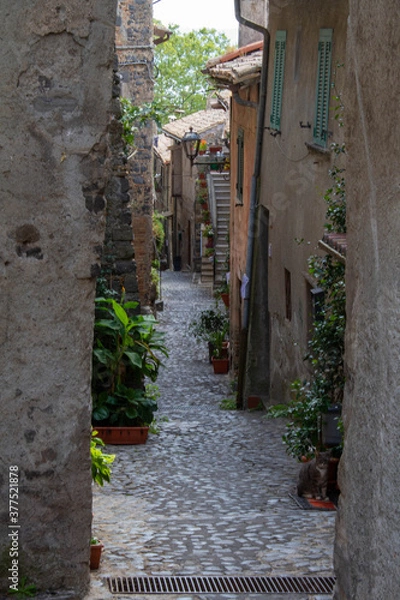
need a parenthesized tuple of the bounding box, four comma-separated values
(236, 128, 244, 204)
(270, 30, 287, 131)
(313, 28, 333, 147)
(285, 268, 292, 321)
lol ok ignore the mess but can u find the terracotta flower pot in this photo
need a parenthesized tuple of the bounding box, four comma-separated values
(94, 426, 149, 445)
(90, 541, 104, 570)
(212, 356, 229, 374)
(247, 395, 261, 409)
(220, 292, 229, 308)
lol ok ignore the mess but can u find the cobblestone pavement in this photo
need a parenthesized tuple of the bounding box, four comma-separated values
(87, 271, 335, 600)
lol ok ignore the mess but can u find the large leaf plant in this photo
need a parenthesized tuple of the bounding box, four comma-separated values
(92, 297, 168, 427)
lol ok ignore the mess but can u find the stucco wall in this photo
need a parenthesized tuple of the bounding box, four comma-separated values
(334, 2, 400, 597)
(0, 1, 116, 596)
(251, 0, 347, 405)
(230, 85, 259, 373)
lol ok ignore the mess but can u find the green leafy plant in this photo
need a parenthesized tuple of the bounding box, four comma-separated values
(90, 430, 115, 486)
(188, 306, 228, 345)
(90, 537, 101, 545)
(8, 577, 37, 598)
(119, 98, 166, 155)
(219, 396, 237, 410)
(203, 224, 214, 238)
(267, 379, 328, 460)
(210, 327, 228, 359)
(92, 297, 168, 427)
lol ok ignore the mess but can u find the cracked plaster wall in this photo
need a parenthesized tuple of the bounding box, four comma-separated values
(0, 1, 116, 596)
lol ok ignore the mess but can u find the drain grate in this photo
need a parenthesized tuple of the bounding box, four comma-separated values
(107, 575, 335, 595)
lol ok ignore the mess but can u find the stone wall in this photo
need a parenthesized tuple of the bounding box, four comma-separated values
(116, 0, 155, 309)
(0, 1, 116, 597)
(334, 2, 400, 598)
(100, 60, 139, 302)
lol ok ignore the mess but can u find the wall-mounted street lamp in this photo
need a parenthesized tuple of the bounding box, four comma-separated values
(182, 127, 228, 173)
(182, 127, 201, 166)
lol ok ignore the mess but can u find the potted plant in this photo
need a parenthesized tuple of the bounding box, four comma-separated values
(210, 328, 229, 374)
(202, 209, 211, 224)
(188, 306, 229, 363)
(214, 279, 230, 308)
(90, 431, 114, 570)
(198, 139, 208, 155)
(91, 296, 168, 444)
(90, 537, 104, 570)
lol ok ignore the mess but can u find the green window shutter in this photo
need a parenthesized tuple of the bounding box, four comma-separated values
(236, 128, 244, 204)
(270, 30, 287, 130)
(313, 28, 333, 147)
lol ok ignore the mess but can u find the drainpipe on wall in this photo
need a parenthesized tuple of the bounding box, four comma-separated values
(233, 0, 270, 409)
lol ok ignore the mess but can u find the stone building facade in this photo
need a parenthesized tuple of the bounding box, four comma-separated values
(0, 1, 117, 597)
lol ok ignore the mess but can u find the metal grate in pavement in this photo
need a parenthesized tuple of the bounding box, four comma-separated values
(107, 575, 335, 595)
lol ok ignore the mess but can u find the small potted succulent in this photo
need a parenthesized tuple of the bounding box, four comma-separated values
(90, 537, 104, 570)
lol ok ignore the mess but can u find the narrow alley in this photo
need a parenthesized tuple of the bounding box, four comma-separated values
(88, 271, 335, 600)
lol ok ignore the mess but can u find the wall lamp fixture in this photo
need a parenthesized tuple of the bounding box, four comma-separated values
(182, 127, 201, 166)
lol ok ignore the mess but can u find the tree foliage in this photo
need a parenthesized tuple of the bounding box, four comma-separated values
(154, 24, 231, 124)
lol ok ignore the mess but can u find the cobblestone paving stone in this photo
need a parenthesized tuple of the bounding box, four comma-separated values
(87, 272, 335, 600)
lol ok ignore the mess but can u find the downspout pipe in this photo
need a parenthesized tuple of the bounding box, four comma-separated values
(234, 0, 270, 408)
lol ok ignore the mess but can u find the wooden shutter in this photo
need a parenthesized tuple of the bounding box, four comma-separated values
(236, 128, 244, 204)
(313, 28, 333, 147)
(270, 30, 287, 130)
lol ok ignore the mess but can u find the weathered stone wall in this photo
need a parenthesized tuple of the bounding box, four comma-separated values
(116, 0, 155, 309)
(0, 1, 116, 597)
(334, 2, 400, 598)
(100, 60, 139, 302)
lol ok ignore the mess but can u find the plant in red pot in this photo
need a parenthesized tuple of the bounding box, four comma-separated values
(210, 328, 229, 374)
(90, 538, 104, 570)
(91, 296, 168, 444)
